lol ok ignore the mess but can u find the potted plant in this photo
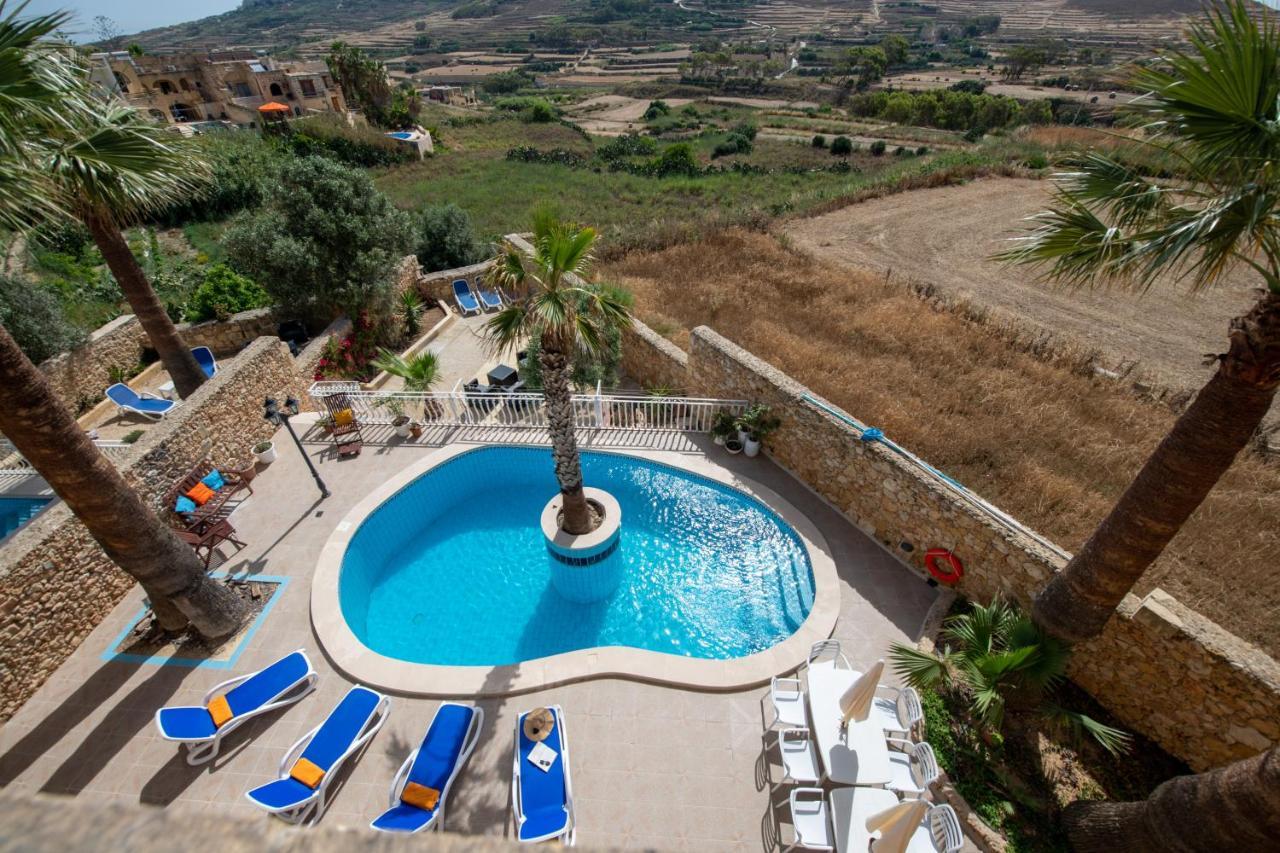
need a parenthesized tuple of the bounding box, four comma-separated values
(711, 410, 736, 446)
(380, 397, 413, 438)
(409, 420, 424, 439)
(737, 404, 781, 458)
(253, 440, 277, 465)
(724, 436, 744, 455)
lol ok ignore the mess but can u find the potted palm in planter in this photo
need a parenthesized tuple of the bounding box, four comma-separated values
(737, 404, 780, 458)
(372, 349, 443, 441)
(379, 397, 413, 438)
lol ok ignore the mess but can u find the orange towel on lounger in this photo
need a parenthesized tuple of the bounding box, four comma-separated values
(206, 695, 233, 728)
(289, 758, 325, 789)
(400, 782, 440, 811)
(186, 482, 215, 505)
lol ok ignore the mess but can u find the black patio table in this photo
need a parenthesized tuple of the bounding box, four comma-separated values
(487, 364, 519, 388)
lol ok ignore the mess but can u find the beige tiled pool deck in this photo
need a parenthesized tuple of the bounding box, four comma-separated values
(0, 427, 938, 851)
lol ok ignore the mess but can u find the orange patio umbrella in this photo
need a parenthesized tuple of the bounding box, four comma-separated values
(257, 102, 290, 113)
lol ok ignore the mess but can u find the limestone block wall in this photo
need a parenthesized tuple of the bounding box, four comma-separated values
(37, 308, 294, 414)
(0, 338, 310, 721)
(620, 322, 690, 394)
(620, 319, 1279, 772)
(411, 258, 496, 305)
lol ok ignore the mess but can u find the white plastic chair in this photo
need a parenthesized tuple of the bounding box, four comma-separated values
(770, 675, 808, 730)
(885, 738, 939, 799)
(806, 639, 851, 674)
(786, 787, 834, 851)
(873, 685, 924, 739)
(919, 803, 963, 853)
(775, 728, 821, 785)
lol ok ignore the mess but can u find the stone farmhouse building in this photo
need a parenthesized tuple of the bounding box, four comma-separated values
(88, 50, 349, 127)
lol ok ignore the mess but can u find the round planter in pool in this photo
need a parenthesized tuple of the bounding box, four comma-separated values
(541, 487, 622, 603)
(313, 444, 840, 696)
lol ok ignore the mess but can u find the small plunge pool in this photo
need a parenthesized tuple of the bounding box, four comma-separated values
(337, 447, 816, 666)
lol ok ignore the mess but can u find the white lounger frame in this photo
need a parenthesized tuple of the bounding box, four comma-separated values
(375, 702, 484, 834)
(511, 704, 576, 845)
(253, 689, 391, 826)
(154, 648, 317, 766)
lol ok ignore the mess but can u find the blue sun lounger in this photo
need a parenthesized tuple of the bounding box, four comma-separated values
(154, 649, 317, 765)
(371, 702, 484, 834)
(512, 705, 575, 845)
(246, 684, 390, 825)
(453, 279, 481, 316)
(105, 383, 179, 421)
(475, 281, 503, 311)
(192, 346, 218, 378)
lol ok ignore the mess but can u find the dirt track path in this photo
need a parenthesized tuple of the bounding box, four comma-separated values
(784, 178, 1266, 414)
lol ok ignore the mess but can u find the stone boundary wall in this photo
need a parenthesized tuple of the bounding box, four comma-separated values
(37, 308, 291, 414)
(0, 338, 310, 721)
(402, 256, 496, 305)
(620, 321, 690, 394)
(621, 319, 1279, 771)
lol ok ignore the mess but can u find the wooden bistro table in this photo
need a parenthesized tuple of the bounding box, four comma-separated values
(806, 664, 893, 787)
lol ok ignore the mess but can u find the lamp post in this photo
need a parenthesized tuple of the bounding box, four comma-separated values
(264, 396, 330, 499)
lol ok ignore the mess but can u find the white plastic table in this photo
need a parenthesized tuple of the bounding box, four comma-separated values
(806, 664, 893, 786)
(829, 787, 937, 853)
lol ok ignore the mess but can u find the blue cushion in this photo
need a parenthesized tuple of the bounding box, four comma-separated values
(516, 708, 569, 841)
(200, 469, 225, 491)
(175, 496, 197, 514)
(372, 804, 436, 833)
(223, 650, 311, 718)
(297, 686, 382, 771)
(246, 777, 315, 810)
(407, 704, 474, 791)
(157, 706, 217, 740)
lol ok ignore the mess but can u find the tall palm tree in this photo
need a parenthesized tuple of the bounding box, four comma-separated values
(0, 3, 208, 397)
(1062, 745, 1280, 851)
(999, 0, 1280, 643)
(47, 101, 211, 398)
(0, 321, 246, 637)
(484, 213, 632, 535)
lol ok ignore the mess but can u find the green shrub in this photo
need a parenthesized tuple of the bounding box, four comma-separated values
(415, 203, 486, 272)
(482, 70, 532, 93)
(643, 99, 671, 120)
(869, 139, 887, 156)
(712, 132, 754, 158)
(29, 220, 92, 257)
(730, 121, 758, 140)
(0, 275, 85, 363)
(524, 100, 557, 123)
(597, 133, 657, 160)
(812, 134, 827, 148)
(283, 114, 413, 168)
(184, 263, 271, 322)
(830, 136, 854, 155)
(649, 143, 700, 177)
(895, 145, 908, 156)
(916, 145, 929, 155)
(151, 133, 284, 227)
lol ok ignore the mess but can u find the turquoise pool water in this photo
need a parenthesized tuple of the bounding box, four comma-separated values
(339, 447, 815, 666)
(387, 131, 414, 139)
(0, 496, 51, 542)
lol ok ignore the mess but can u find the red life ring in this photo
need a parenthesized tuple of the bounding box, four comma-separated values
(925, 548, 964, 585)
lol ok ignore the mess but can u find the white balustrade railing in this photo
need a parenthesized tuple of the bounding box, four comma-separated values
(308, 381, 747, 433)
(0, 438, 134, 475)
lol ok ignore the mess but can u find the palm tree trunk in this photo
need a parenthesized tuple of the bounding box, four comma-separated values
(540, 333, 593, 535)
(0, 322, 246, 638)
(81, 206, 206, 399)
(1063, 745, 1280, 851)
(1034, 291, 1280, 642)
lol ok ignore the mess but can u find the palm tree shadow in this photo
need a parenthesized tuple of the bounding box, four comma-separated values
(0, 662, 190, 794)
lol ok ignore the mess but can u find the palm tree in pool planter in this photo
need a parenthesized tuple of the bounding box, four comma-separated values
(484, 214, 632, 535)
(999, 0, 1280, 644)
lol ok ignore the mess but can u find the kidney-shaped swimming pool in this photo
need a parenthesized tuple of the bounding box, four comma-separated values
(336, 446, 816, 667)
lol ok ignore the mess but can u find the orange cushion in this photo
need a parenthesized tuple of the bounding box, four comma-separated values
(333, 408, 354, 427)
(400, 781, 440, 811)
(206, 695, 233, 728)
(185, 482, 215, 506)
(289, 757, 325, 789)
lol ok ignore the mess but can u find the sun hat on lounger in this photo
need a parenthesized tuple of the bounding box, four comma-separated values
(154, 649, 317, 765)
(245, 684, 390, 825)
(371, 702, 484, 834)
(512, 704, 575, 845)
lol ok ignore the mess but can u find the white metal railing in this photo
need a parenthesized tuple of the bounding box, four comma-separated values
(0, 438, 133, 475)
(308, 381, 747, 433)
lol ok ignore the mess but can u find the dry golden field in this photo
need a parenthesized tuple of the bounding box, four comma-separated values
(602, 229, 1280, 657)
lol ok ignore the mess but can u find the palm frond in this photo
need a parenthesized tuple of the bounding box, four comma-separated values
(482, 302, 531, 355)
(1054, 153, 1171, 229)
(1042, 704, 1133, 756)
(888, 641, 952, 690)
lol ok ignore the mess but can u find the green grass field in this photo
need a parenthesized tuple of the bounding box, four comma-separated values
(373, 112, 1006, 247)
